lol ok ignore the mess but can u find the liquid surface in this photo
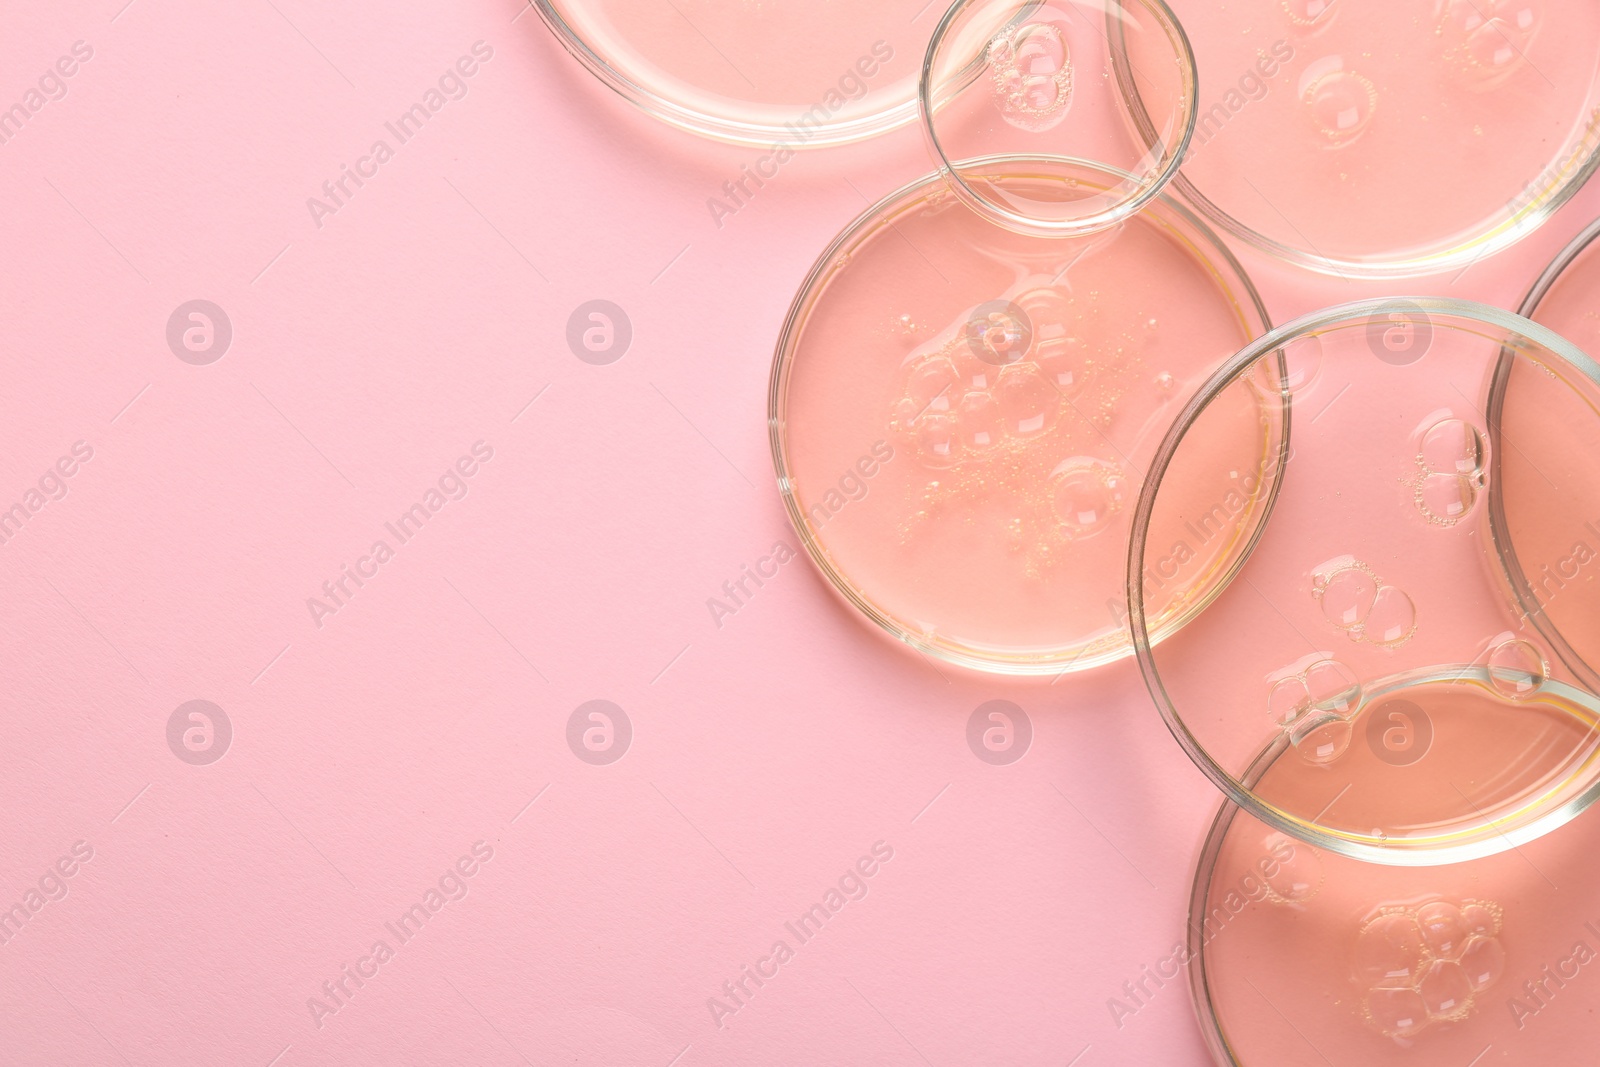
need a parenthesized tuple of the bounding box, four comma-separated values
(776, 168, 1271, 672)
(1152, 0, 1600, 269)
(1197, 748, 1600, 1064)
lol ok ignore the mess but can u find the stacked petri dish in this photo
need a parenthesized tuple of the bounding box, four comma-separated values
(537, 1, 1600, 1061)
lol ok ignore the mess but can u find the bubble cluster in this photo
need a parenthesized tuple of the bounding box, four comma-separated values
(1312, 557, 1417, 647)
(1356, 897, 1505, 1039)
(1437, 0, 1542, 87)
(1302, 67, 1378, 147)
(1407, 417, 1489, 527)
(988, 22, 1074, 132)
(890, 277, 1144, 577)
(1266, 656, 1363, 764)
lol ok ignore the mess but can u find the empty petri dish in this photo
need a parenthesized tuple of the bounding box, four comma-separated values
(1501, 216, 1600, 697)
(1121, 1, 1600, 276)
(1189, 744, 1600, 1064)
(770, 158, 1273, 675)
(921, 0, 1197, 236)
(1131, 298, 1600, 862)
(533, 0, 928, 146)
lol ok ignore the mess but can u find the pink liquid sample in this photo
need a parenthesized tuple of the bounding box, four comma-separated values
(1197, 739, 1600, 1064)
(540, 0, 926, 141)
(1149, 0, 1600, 269)
(773, 165, 1273, 672)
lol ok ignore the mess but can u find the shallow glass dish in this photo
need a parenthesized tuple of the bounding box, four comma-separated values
(1188, 744, 1600, 1063)
(770, 158, 1272, 675)
(920, 0, 1198, 236)
(1130, 298, 1600, 863)
(534, 0, 930, 146)
(1120, 0, 1600, 276)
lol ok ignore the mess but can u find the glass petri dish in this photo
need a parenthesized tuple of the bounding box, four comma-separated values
(920, 0, 1198, 236)
(1118, 0, 1600, 276)
(533, 0, 928, 146)
(1188, 745, 1600, 1064)
(1130, 298, 1600, 863)
(1501, 216, 1600, 697)
(769, 158, 1272, 675)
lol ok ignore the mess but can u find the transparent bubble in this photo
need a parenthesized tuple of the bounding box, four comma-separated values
(1154, 371, 1175, 394)
(1319, 566, 1378, 629)
(1366, 985, 1429, 1039)
(989, 22, 1075, 132)
(1440, 0, 1541, 86)
(1366, 586, 1417, 646)
(1416, 901, 1467, 958)
(958, 391, 1001, 451)
(1305, 659, 1361, 716)
(1036, 348, 1086, 394)
(1262, 833, 1323, 903)
(1465, 22, 1528, 78)
(1487, 638, 1548, 699)
(1460, 901, 1503, 938)
(1051, 458, 1127, 539)
(1356, 912, 1424, 985)
(1304, 70, 1378, 146)
(906, 357, 958, 414)
(916, 413, 960, 466)
(1284, 0, 1339, 29)
(1268, 677, 1310, 724)
(1419, 418, 1486, 477)
(1290, 713, 1351, 763)
(995, 365, 1057, 438)
(1459, 935, 1506, 992)
(1418, 959, 1472, 1018)
(1417, 472, 1478, 525)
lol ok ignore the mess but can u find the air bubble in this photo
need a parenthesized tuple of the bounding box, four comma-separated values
(1487, 638, 1548, 698)
(1418, 959, 1472, 1017)
(1367, 985, 1428, 1038)
(989, 22, 1074, 132)
(1356, 913, 1425, 984)
(1268, 677, 1310, 724)
(1460, 901, 1503, 938)
(1460, 935, 1506, 992)
(1305, 659, 1361, 715)
(916, 414, 960, 466)
(1320, 566, 1378, 629)
(995, 365, 1057, 438)
(1419, 418, 1486, 477)
(906, 356, 958, 413)
(1290, 713, 1351, 763)
(958, 391, 1001, 451)
(1416, 901, 1467, 958)
(1050, 458, 1127, 539)
(1304, 69, 1377, 146)
(1155, 371, 1175, 394)
(1416, 472, 1478, 525)
(1283, 0, 1339, 29)
(1261, 834, 1324, 903)
(1366, 586, 1417, 646)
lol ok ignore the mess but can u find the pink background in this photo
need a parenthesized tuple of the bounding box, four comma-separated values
(4, 2, 1600, 1064)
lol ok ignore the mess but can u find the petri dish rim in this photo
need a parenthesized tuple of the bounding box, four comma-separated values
(1491, 214, 1600, 695)
(769, 155, 1273, 675)
(1110, 34, 1600, 278)
(918, 0, 1201, 238)
(1127, 296, 1600, 865)
(532, 0, 924, 147)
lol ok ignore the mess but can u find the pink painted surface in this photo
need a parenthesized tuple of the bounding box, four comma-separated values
(2, 1, 1600, 1065)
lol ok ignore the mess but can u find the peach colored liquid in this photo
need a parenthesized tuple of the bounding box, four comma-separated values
(1199, 736, 1600, 1064)
(776, 168, 1273, 671)
(1151, 0, 1600, 268)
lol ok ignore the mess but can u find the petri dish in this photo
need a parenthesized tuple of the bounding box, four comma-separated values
(1130, 298, 1600, 863)
(533, 0, 928, 146)
(769, 158, 1272, 675)
(920, 0, 1198, 236)
(1119, 0, 1600, 276)
(1501, 216, 1600, 697)
(1188, 745, 1600, 1064)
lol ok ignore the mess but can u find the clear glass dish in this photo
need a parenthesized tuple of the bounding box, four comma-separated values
(769, 157, 1271, 675)
(533, 0, 929, 146)
(1188, 740, 1600, 1062)
(1131, 298, 1600, 863)
(1119, 0, 1600, 276)
(920, 0, 1198, 236)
